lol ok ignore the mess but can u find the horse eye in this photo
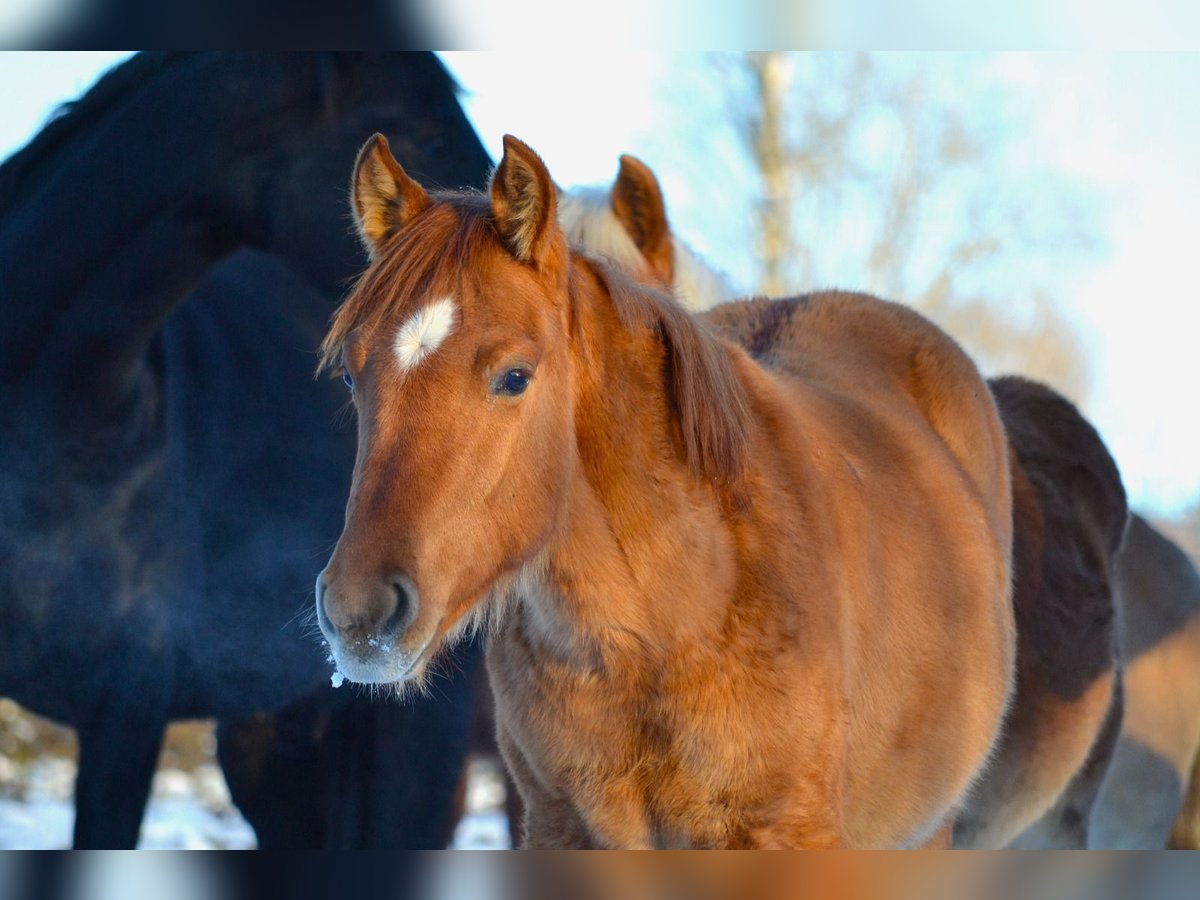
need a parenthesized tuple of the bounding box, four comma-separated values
(495, 368, 532, 397)
(342, 368, 354, 392)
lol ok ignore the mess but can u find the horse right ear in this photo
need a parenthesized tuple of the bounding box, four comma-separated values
(350, 134, 431, 259)
(611, 154, 674, 286)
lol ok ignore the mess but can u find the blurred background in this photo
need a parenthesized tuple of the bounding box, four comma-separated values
(2, 844, 1200, 899)
(1, 50, 1198, 850)
(5, 52, 1197, 520)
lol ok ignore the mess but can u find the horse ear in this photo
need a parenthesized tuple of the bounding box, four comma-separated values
(350, 133, 431, 259)
(491, 135, 563, 266)
(612, 154, 674, 285)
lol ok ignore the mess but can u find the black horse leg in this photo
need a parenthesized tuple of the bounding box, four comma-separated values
(325, 639, 484, 849)
(72, 706, 167, 848)
(218, 707, 329, 849)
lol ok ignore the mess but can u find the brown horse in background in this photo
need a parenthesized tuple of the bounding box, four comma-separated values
(1109, 515, 1200, 848)
(971, 376, 1127, 848)
(311, 134, 1016, 848)
(565, 155, 1143, 848)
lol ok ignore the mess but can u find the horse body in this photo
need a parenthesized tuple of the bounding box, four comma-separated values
(559, 155, 1200, 849)
(494, 288, 1015, 849)
(316, 135, 1015, 848)
(0, 52, 492, 847)
(1101, 514, 1200, 848)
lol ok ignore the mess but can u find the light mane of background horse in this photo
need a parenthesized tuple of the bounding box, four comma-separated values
(558, 185, 734, 313)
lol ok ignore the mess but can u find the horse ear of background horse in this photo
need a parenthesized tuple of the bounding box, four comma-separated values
(0, 51, 493, 848)
(558, 156, 735, 314)
(568, 154, 1200, 848)
(610, 154, 674, 285)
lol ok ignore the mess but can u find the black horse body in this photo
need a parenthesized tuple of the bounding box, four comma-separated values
(0, 52, 492, 848)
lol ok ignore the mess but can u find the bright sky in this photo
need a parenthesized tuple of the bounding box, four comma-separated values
(1, 52, 1197, 516)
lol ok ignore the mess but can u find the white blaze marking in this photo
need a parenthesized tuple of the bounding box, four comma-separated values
(393, 297, 457, 371)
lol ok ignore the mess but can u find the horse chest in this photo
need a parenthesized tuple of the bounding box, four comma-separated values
(492, 625, 791, 847)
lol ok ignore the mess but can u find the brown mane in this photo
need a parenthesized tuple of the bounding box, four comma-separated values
(319, 190, 751, 500)
(573, 253, 752, 502)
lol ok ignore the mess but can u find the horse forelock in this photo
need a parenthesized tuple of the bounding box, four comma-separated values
(671, 237, 736, 312)
(318, 193, 494, 374)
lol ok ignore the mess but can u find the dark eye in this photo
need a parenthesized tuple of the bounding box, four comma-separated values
(495, 367, 532, 396)
(342, 368, 354, 392)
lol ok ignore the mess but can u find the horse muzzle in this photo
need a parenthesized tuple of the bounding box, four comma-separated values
(315, 568, 423, 683)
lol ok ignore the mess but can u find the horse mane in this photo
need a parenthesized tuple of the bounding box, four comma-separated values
(320, 189, 751, 503)
(577, 254, 751, 504)
(0, 52, 186, 209)
(558, 185, 735, 313)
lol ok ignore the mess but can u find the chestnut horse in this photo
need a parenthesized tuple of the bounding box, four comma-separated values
(313, 134, 1016, 848)
(566, 156, 1200, 849)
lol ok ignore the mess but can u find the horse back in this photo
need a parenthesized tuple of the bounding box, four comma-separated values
(702, 291, 1012, 556)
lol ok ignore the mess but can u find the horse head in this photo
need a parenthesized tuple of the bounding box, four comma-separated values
(316, 135, 577, 685)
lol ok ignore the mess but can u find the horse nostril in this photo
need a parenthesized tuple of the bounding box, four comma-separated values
(314, 573, 330, 627)
(383, 576, 415, 635)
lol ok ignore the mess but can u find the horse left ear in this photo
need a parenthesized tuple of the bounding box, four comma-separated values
(612, 154, 674, 286)
(351, 133, 431, 259)
(491, 135, 564, 267)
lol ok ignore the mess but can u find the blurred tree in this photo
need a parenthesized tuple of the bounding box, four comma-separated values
(745, 52, 793, 298)
(723, 52, 1101, 403)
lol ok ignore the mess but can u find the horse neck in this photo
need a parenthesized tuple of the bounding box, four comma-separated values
(522, 263, 740, 665)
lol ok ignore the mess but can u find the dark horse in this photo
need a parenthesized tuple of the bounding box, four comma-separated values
(0, 52, 492, 848)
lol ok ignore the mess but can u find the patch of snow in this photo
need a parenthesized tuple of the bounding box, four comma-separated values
(0, 796, 74, 850)
(0, 758, 255, 849)
(451, 810, 511, 850)
(0, 755, 511, 849)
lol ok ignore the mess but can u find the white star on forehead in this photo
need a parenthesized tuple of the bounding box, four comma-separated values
(393, 297, 457, 371)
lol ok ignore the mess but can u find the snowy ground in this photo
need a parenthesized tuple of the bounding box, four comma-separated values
(0, 758, 511, 849)
(0, 720, 510, 850)
(0, 757, 257, 850)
